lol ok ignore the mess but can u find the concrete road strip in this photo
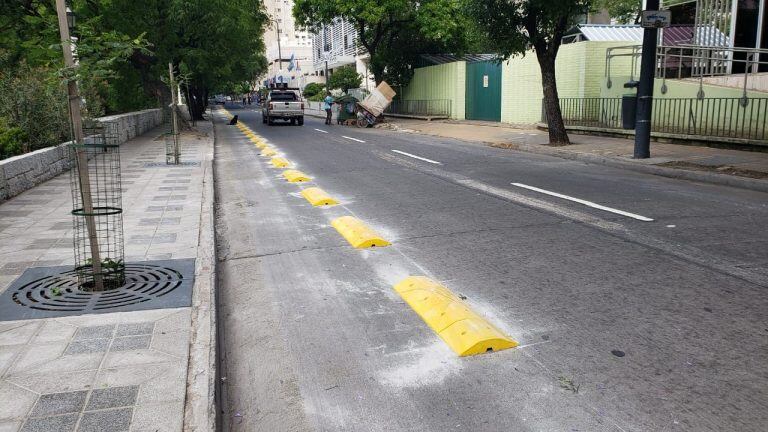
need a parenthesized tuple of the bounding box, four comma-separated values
(511, 182, 654, 222)
(314, 128, 328, 133)
(342, 135, 366, 143)
(391, 149, 441, 165)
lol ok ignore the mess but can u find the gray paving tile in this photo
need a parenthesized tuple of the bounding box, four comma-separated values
(110, 335, 151, 351)
(77, 408, 132, 432)
(127, 236, 152, 245)
(138, 218, 161, 226)
(29, 390, 87, 417)
(20, 414, 78, 432)
(0, 211, 30, 217)
(115, 322, 154, 337)
(85, 386, 138, 410)
(151, 234, 177, 244)
(158, 187, 188, 191)
(73, 325, 115, 340)
(64, 339, 110, 355)
(49, 222, 74, 230)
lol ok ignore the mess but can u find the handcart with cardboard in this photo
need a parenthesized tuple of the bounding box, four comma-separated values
(355, 81, 396, 128)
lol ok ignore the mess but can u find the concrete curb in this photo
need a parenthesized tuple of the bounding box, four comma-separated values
(183, 118, 218, 431)
(499, 141, 768, 193)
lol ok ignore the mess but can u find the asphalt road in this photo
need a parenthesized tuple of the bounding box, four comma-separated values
(214, 103, 768, 432)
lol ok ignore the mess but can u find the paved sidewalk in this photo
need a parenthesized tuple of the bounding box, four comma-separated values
(385, 118, 768, 189)
(0, 122, 213, 432)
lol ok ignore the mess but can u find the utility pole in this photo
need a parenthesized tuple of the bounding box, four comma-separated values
(275, 18, 282, 73)
(55, 0, 104, 290)
(634, 0, 661, 159)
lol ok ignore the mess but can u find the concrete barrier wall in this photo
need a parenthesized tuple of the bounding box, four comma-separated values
(0, 109, 162, 203)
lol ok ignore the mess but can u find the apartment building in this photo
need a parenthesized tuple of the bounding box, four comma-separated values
(262, 0, 320, 86)
(310, 19, 375, 90)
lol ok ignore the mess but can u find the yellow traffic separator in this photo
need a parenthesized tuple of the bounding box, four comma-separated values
(393, 276, 518, 356)
(261, 147, 277, 157)
(282, 169, 311, 183)
(331, 216, 390, 248)
(300, 187, 339, 206)
(270, 157, 291, 168)
(253, 140, 268, 149)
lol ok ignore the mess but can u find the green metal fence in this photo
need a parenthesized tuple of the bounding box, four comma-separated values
(385, 99, 452, 117)
(543, 97, 768, 142)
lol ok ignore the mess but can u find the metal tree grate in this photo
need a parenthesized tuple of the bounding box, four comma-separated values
(70, 121, 125, 290)
(0, 259, 195, 321)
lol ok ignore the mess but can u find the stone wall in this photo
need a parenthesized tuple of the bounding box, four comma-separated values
(0, 109, 162, 203)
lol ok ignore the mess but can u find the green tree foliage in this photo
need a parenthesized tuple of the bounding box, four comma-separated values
(293, 0, 470, 86)
(467, 0, 590, 145)
(0, 0, 270, 157)
(302, 82, 325, 98)
(327, 66, 362, 93)
(597, 0, 642, 24)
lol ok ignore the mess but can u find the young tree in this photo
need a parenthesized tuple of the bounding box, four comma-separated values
(468, 0, 589, 145)
(327, 66, 362, 93)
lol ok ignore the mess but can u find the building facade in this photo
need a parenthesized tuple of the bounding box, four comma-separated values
(309, 19, 375, 91)
(261, 0, 321, 87)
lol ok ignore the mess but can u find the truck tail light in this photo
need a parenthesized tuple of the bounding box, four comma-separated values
(301, 103, 304, 110)
(269, 103, 273, 110)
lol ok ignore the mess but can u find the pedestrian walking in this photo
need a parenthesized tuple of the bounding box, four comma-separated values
(323, 92, 334, 125)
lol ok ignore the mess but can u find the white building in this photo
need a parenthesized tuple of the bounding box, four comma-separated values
(261, 0, 322, 87)
(310, 19, 375, 91)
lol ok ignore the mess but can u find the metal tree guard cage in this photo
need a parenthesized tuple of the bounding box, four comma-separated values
(70, 121, 125, 290)
(163, 101, 181, 165)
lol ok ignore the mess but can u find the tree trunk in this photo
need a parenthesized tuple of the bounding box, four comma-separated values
(538, 56, 570, 146)
(185, 83, 206, 120)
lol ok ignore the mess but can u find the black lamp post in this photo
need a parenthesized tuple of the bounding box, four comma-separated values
(66, 6, 75, 32)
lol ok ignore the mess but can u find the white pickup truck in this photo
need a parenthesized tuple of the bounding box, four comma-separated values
(262, 90, 304, 126)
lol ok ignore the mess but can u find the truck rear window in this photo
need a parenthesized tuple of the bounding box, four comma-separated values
(270, 92, 297, 101)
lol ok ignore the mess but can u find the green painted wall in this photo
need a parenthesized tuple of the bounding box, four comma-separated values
(501, 42, 633, 124)
(401, 62, 466, 119)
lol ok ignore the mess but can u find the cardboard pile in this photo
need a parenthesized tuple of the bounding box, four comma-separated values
(358, 81, 396, 117)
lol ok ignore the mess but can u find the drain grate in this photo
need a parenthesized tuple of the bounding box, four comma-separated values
(143, 161, 200, 168)
(0, 259, 194, 321)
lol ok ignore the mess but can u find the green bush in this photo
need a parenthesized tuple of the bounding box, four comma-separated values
(308, 92, 326, 102)
(0, 63, 70, 156)
(302, 82, 324, 98)
(0, 127, 27, 159)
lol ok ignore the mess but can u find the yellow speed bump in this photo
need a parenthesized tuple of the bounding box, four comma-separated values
(261, 147, 277, 157)
(394, 276, 517, 356)
(331, 216, 390, 248)
(270, 157, 291, 168)
(251, 138, 267, 149)
(300, 187, 338, 206)
(282, 169, 311, 183)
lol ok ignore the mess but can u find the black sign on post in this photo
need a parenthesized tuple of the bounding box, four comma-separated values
(634, 0, 663, 159)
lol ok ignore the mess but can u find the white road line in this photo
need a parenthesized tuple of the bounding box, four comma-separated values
(342, 135, 365, 143)
(391, 149, 441, 165)
(510, 183, 654, 222)
(314, 128, 328, 133)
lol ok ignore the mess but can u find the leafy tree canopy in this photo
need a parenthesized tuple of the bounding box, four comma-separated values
(293, 0, 473, 86)
(327, 66, 362, 93)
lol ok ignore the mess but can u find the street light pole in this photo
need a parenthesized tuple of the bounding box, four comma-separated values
(633, 0, 661, 159)
(275, 18, 282, 73)
(55, 0, 104, 290)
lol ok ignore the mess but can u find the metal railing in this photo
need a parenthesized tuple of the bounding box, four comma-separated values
(385, 99, 452, 117)
(544, 97, 768, 141)
(606, 44, 768, 95)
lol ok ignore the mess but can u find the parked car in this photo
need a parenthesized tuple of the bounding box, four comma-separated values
(213, 95, 226, 105)
(262, 90, 304, 126)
